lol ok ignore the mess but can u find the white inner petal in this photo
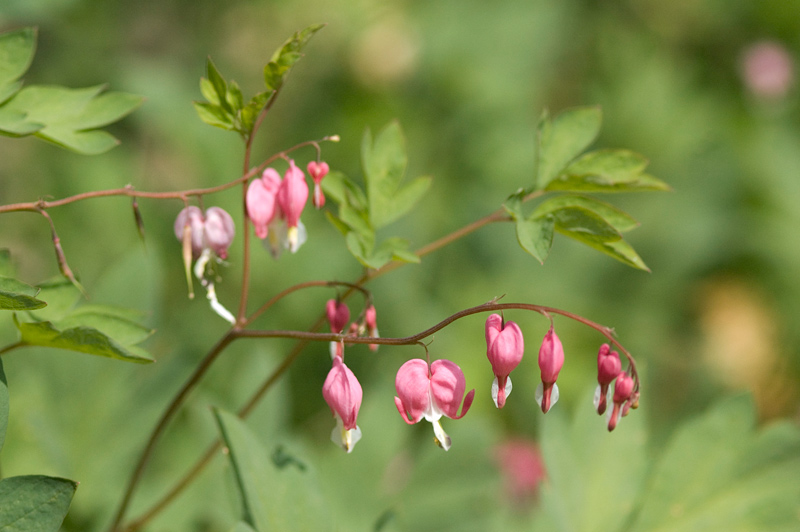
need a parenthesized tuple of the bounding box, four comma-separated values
(491, 376, 499, 408)
(205, 282, 236, 324)
(431, 419, 451, 451)
(535, 382, 544, 408)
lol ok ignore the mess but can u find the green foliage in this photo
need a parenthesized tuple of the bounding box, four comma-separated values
(0, 27, 36, 105)
(324, 121, 429, 269)
(0, 27, 142, 153)
(505, 106, 668, 270)
(0, 249, 46, 311)
(214, 409, 331, 532)
(11, 277, 154, 363)
(530, 395, 800, 532)
(195, 24, 324, 139)
(0, 476, 77, 532)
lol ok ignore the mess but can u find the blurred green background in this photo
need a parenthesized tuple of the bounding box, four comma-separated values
(2, 0, 800, 531)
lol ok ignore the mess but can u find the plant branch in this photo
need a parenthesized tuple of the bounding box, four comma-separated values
(0, 342, 24, 356)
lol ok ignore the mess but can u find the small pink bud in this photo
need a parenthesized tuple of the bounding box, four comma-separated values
(607, 372, 634, 432)
(365, 305, 379, 351)
(536, 326, 564, 414)
(485, 313, 525, 409)
(307, 161, 329, 210)
(394, 358, 475, 451)
(326, 299, 350, 334)
(246, 168, 281, 239)
(203, 207, 235, 259)
(594, 344, 622, 415)
(322, 356, 363, 452)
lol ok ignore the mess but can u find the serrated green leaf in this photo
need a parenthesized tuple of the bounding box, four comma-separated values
(629, 395, 800, 532)
(553, 206, 622, 243)
(0, 475, 77, 532)
(206, 57, 231, 114)
(193, 102, 234, 130)
(322, 171, 367, 211)
(533, 195, 639, 233)
(15, 318, 154, 363)
(601, 239, 650, 271)
(516, 216, 554, 264)
(0, 27, 36, 93)
(199, 77, 219, 106)
(0, 358, 7, 454)
(547, 149, 670, 193)
(240, 91, 270, 135)
(0, 276, 46, 311)
(536, 106, 602, 190)
(214, 409, 331, 532)
(0, 84, 142, 154)
(264, 24, 324, 91)
(227, 80, 244, 112)
(338, 203, 372, 237)
(345, 232, 373, 268)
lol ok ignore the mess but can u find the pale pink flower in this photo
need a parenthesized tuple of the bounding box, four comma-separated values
(307, 160, 330, 209)
(322, 356, 363, 452)
(485, 313, 525, 409)
(394, 358, 475, 451)
(535, 326, 564, 413)
(276, 160, 309, 252)
(246, 168, 281, 239)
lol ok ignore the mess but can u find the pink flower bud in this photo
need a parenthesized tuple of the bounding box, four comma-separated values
(394, 358, 475, 451)
(365, 305, 379, 351)
(246, 168, 281, 239)
(174, 206, 205, 258)
(203, 207, 235, 259)
(535, 326, 564, 414)
(276, 160, 308, 251)
(594, 344, 622, 415)
(308, 161, 329, 209)
(607, 372, 634, 432)
(485, 313, 525, 409)
(326, 299, 350, 335)
(322, 356, 363, 452)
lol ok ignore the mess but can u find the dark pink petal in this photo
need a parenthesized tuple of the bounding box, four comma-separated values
(538, 326, 564, 385)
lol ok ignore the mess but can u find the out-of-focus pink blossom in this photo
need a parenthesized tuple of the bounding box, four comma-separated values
(741, 41, 794, 100)
(494, 438, 546, 504)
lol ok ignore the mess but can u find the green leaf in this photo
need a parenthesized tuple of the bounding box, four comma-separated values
(0, 84, 143, 154)
(600, 239, 650, 272)
(0, 276, 46, 311)
(0, 475, 77, 532)
(322, 171, 367, 212)
(502, 190, 526, 220)
(547, 149, 670, 193)
(533, 194, 640, 233)
(15, 317, 154, 364)
(56, 305, 153, 346)
(214, 409, 331, 532)
(536, 106, 602, 190)
(193, 102, 234, 130)
(264, 24, 325, 91)
(240, 91, 270, 135)
(345, 232, 374, 268)
(228, 523, 258, 532)
(227, 80, 244, 113)
(206, 57, 232, 114)
(516, 216, 554, 264)
(552, 206, 622, 243)
(629, 395, 800, 532)
(0, 358, 7, 454)
(0, 27, 36, 102)
(338, 203, 372, 237)
(0, 109, 43, 137)
(24, 277, 80, 322)
(362, 121, 431, 229)
(199, 77, 219, 106)
(0, 250, 12, 277)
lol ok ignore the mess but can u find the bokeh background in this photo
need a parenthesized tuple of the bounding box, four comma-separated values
(2, 1, 800, 530)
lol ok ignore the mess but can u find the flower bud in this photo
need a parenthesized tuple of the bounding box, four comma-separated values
(607, 372, 634, 432)
(322, 356, 363, 452)
(485, 313, 525, 409)
(307, 161, 330, 209)
(594, 344, 621, 415)
(535, 326, 564, 413)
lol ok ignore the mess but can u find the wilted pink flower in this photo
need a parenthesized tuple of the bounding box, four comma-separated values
(741, 41, 794, 100)
(394, 358, 475, 451)
(246, 168, 281, 239)
(535, 326, 564, 414)
(322, 356, 363, 452)
(173, 206, 235, 259)
(307, 161, 330, 209)
(485, 313, 525, 409)
(276, 160, 309, 252)
(607, 372, 634, 432)
(594, 344, 621, 415)
(494, 438, 546, 504)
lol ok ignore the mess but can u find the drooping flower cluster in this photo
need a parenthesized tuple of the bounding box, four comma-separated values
(246, 159, 330, 257)
(593, 343, 636, 431)
(174, 205, 236, 323)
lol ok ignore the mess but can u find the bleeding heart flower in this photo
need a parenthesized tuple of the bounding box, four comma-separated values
(322, 356, 363, 452)
(394, 358, 475, 451)
(593, 344, 621, 415)
(485, 313, 525, 409)
(307, 161, 330, 209)
(535, 325, 564, 414)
